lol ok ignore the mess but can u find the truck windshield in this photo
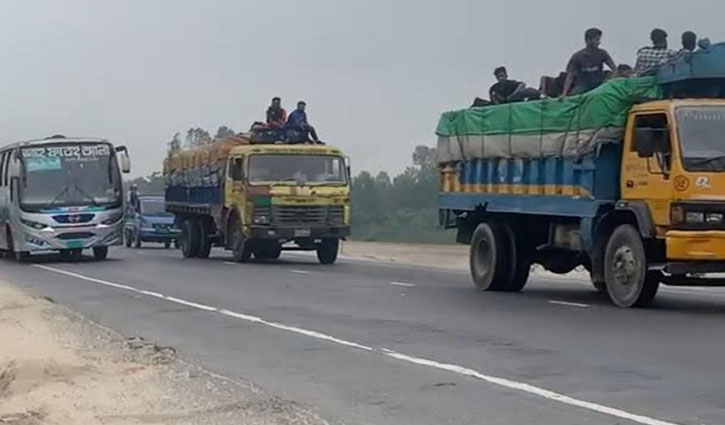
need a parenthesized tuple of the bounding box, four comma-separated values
(140, 199, 170, 216)
(19, 143, 122, 211)
(248, 154, 347, 185)
(677, 106, 725, 171)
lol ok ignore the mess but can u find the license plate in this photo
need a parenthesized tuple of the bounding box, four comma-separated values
(66, 241, 84, 249)
(294, 228, 311, 237)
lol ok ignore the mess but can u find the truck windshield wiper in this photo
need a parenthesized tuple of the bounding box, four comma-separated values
(688, 155, 725, 168)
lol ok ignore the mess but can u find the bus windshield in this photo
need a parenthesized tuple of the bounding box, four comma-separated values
(248, 154, 347, 185)
(19, 143, 122, 211)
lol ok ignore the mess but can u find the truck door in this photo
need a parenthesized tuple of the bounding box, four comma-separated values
(226, 156, 246, 212)
(621, 111, 675, 228)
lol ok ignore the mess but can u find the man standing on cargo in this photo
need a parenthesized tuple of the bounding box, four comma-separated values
(561, 28, 616, 97)
(286, 101, 319, 143)
(266, 97, 287, 129)
(634, 29, 677, 76)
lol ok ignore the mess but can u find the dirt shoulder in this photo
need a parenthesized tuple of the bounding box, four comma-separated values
(0, 280, 326, 425)
(340, 241, 469, 271)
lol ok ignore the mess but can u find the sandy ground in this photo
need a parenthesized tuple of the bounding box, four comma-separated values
(0, 281, 326, 425)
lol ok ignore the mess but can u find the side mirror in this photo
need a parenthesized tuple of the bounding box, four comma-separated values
(344, 156, 351, 180)
(115, 146, 131, 174)
(634, 128, 656, 157)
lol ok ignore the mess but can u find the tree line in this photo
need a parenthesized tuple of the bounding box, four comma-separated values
(129, 128, 450, 244)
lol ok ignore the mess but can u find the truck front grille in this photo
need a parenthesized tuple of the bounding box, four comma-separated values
(272, 205, 342, 225)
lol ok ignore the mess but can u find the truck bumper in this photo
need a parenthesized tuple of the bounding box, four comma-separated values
(666, 230, 725, 261)
(249, 226, 350, 239)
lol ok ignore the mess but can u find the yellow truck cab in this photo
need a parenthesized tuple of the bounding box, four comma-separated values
(623, 99, 725, 263)
(165, 137, 350, 264)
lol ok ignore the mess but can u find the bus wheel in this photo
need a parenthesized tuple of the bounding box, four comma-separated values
(93, 246, 109, 260)
(15, 251, 29, 262)
(181, 219, 201, 258)
(164, 240, 172, 249)
(469, 222, 512, 291)
(317, 238, 339, 265)
(125, 231, 133, 248)
(604, 224, 659, 308)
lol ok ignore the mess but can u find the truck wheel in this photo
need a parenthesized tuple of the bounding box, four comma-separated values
(504, 224, 531, 292)
(469, 222, 511, 291)
(197, 221, 212, 259)
(229, 217, 252, 263)
(604, 224, 659, 308)
(93, 246, 109, 260)
(317, 238, 339, 265)
(181, 219, 201, 258)
(164, 240, 172, 249)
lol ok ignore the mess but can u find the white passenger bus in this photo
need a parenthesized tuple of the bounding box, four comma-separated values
(0, 136, 131, 261)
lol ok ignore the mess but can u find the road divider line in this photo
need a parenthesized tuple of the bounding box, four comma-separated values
(31, 264, 681, 425)
(548, 300, 590, 308)
(290, 270, 311, 275)
(223, 262, 237, 266)
(390, 282, 416, 288)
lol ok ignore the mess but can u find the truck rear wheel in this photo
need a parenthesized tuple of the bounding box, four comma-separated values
(504, 224, 531, 292)
(317, 238, 339, 265)
(469, 222, 512, 291)
(604, 224, 659, 308)
(181, 219, 201, 258)
(197, 221, 212, 259)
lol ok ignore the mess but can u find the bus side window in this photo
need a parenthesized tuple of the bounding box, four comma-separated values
(3, 153, 10, 185)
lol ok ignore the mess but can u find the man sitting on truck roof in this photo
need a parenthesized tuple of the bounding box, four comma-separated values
(634, 29, 677, 76)
(285, 101, 320, 143)
(489, 67, 526, 104)
(561, 28, 616, 97)
(266, 97, 287, 129)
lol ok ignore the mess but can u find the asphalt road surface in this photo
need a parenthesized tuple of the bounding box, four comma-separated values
(1, 246, 724, 425)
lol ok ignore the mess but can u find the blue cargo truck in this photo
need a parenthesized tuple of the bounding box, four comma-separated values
(437, 58, 725, 308)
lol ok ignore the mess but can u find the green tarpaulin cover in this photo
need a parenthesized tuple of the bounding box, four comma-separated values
(436, 77, 663, 163)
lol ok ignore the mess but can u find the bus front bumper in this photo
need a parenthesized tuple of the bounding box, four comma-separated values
(21, 222, 124, 252)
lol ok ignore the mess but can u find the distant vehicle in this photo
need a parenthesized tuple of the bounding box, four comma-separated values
(438, 51, 725, 308)
(164, 135, 350, 263)
(0, 136, 131, 261)
(124, 194, 180, 249)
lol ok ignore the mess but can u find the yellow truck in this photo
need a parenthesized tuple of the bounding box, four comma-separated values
(438, 67, 725, 307)
(164, 136, 350, 264)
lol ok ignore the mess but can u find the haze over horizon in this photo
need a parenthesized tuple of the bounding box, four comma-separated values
(0, 0, 722, 178)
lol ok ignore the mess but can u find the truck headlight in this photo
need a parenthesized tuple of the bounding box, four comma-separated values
(253, 207, 271, 225)
(685, 212, 704, 224)
(253, 214, 270, 225)
(20, 218, 47, 230)
(706, 213, 724, 224)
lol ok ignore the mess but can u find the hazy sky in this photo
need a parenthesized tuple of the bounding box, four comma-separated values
(0, 0, 723, 178)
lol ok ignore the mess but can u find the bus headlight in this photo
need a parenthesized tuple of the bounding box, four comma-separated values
(20, 218, 47, 230)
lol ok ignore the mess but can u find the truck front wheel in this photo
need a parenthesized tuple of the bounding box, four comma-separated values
(317, 238, 339, 265)
(181, 219, 201, 258)
(229, 217, 252, 263)
(470, 222, 511, 291)
(604, 224, 659, 308)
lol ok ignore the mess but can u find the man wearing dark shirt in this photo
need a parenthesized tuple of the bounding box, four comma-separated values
(562, 28, 616, 97)
(266, 97, 287, 129)
(286, 101, 319, 143)
(489, 67, 526, 104)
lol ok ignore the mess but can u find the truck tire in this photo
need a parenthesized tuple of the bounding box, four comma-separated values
(181, 219, 201, 258)
(229, 216, 252, 263)
(469, 222, 512, 291)
(164, 240, 172, 249)
(317, 238, 339, 265)
(197, 221, 212, 259)
(93, 246, 109, 260)
(604, 224, 659, 308)
(503, 224, 531, 292)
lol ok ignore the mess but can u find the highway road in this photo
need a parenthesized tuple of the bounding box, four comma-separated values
(1, 247, 724, 425)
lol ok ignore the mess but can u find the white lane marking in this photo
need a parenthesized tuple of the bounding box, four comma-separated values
(290, 270, 311, 275)
(548, 300, 590, 308)
(32, 264, 680, 425)
(390, 281, 416, 288)
(385, 351, 677, 425)
(223, 262, 237, 266)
